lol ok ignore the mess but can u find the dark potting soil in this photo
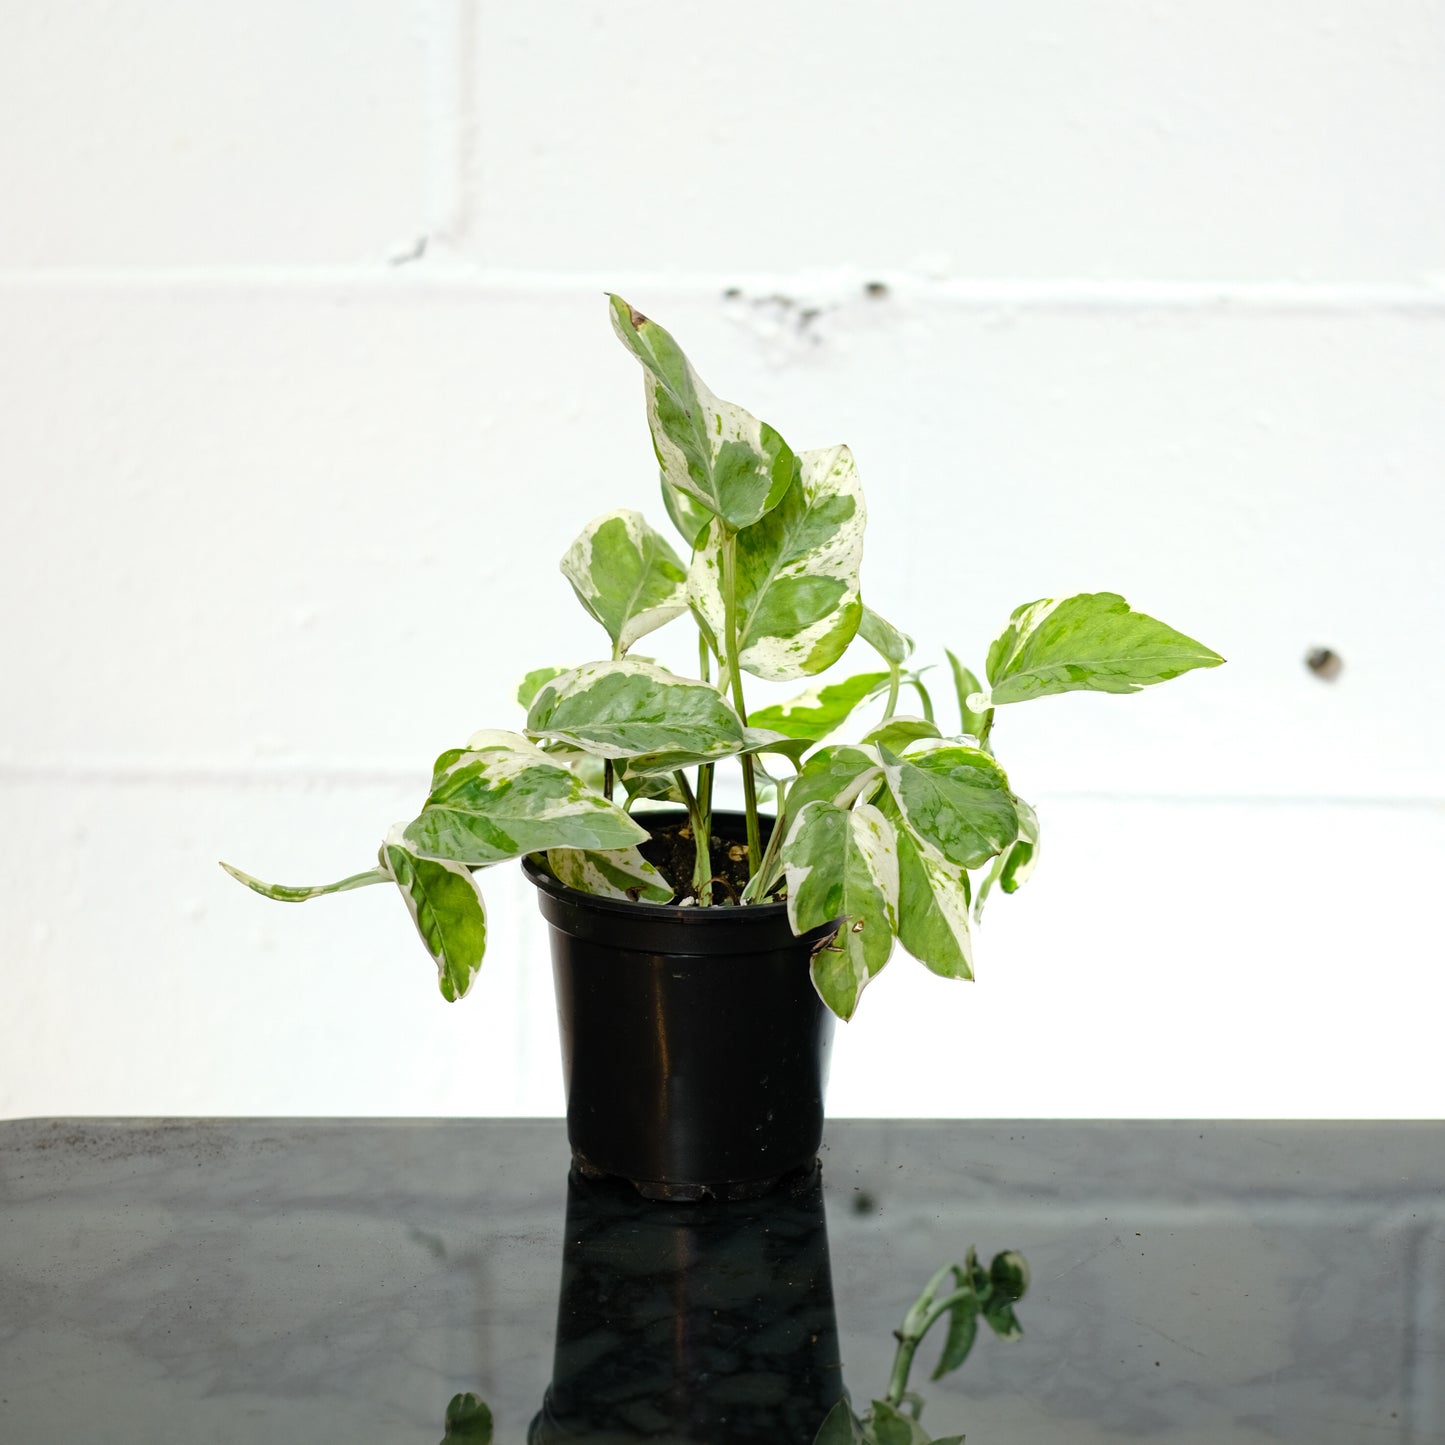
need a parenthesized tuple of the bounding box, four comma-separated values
(637, 820, 778, 906)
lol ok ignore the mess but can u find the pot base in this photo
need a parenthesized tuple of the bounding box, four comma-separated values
(572, 1148, 821, 1202)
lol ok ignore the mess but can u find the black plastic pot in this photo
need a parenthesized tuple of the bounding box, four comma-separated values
(523, 811, 837, 1200)
(529, 1164, 843, 1443)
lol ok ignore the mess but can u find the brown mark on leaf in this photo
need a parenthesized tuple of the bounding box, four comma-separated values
(627, 304, 649, 329)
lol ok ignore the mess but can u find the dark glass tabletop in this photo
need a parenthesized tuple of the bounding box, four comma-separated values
(1, 1118, 1440, 1443)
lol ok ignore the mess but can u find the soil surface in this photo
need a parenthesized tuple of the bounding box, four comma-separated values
(638, 819, 779, 906)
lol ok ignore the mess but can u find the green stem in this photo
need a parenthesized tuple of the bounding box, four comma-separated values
(602, 759, 615, 799)
(698, 631, 711, 685)
(884, 1285, 978, 1407)
(911, 676, 935, 723)
(882, 663, 901, 721)
(673, 770, 712, 906)
(720, 531, 762, 873)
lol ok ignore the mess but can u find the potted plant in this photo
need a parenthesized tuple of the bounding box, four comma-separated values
(223, 296, 1222, 1197)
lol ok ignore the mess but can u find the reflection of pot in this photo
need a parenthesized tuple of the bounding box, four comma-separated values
(524, 812, 836, 1200)
(529, 1164, 844, 1444)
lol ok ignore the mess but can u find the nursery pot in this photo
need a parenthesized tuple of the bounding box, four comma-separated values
(522, 811, 837, 1200)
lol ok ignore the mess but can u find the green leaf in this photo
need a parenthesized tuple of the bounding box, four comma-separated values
(880, 745, 1019, 871)
(990, 1249, 1030, 1304)
(748, 670, 890, 743)
(383, 838, 488, 1003)
(867, 1400, 933, 1445)
(609, 294, 797, 532)
(403, 729, 647, 865)
(932, 1282, 981, 1380)
(659, 469, 714, 551)
(985, 592, 1224, 706)
(442, 1392, 494, 1443)
(542, 845, 673, 903)
(944, 650, 992, 742)
(560, 509, 689, 655)
(812, 1399, 868, 1445)
(859, 606, 914, 665)
(218, 862, 389, 903)
(690, 443, 866, 681)
(516, 666, 569, 710)
(785, 745, 884, 817)
(783, 800, 899, 1021)
(740, 728, 813, 768)
(526, 659, 745, 771)
(881, 803, 975, 982)
(860, 715, 942, 754)
(974, 798, 1039, 921)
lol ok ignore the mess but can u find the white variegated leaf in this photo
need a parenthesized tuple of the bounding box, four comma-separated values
(405, 729, 647, 865)
(975, 797, 1041, 921)
(880, 744, 1019, 871)
(859, 715, 942, 753)
(609, 295, 796, 533)
(859, 606, 914, 665)
(543, 845, 674, 903)
(748, 670, 890, 744)
(559, 509, 688, 655)
(219, 862, 389, 903)
(525, 659, 745, 770)
(882, 800, 975, 981)
(689, 444, 867, 681)
(382, 834, 488, 1003)
(785, 745, 884, 817)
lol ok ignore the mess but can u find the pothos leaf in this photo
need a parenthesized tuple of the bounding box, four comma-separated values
(812, 1398, 868, 1445)
(879, 798, 975, 982)
(785, 744, 884, 817)
(542, 845, 673, 903)
(944, 650, 992, 743)
(689, 443, 867, 681)
(747, 670, 890, 744)
(383, 836, 488, 1003)
(442, 1391, 494, 1442)
(783, 800, 899, 1021)
(880, 745, 1019, 871)
(516, 666, 570, 711)
(404, 729, 647, 865)
(859, 715, 942, 754)
(984, 592, 1224, 706)
(931, 1265, 981, 1380)
(219, 862, 389, 903)
(560, 509, 688, 655)
(974, 797, 1040, 922)
(859, 606, 914, 665)
(609, 294, 797, 532)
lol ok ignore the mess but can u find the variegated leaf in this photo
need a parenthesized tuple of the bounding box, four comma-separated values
(984, 592, 1224, 705)
(543, 845, 673, 903)
(880, 797, 975, 981)
(219, 862, 389, 903)
(526, 659, 744, 771)
(945, 649, 993, 744)
(383, 835, 488, 1003)
(560, 509, 689, 655)
(859, 715, 942, 754)
(880, 744, 1019, 871)
(609, 295, 797, 532)
(747, 670, 889, 744)
(975, 797, 1040, 921)
(403, 729, 647, 865)
(517, 666, 570, 710)
(783, 800, 899, 1021)
(859, 606, 914, 664)
(785, 744, 884, 817)
(689, 444, 866, 681)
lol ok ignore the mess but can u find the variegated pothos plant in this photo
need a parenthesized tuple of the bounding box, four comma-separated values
(223, 297, 1223, 1020)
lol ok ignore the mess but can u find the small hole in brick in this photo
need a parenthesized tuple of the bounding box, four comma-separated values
(1306, 647, 1343, 681)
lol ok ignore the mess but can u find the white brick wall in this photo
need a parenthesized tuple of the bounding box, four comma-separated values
(3, 2, 1442, 1120)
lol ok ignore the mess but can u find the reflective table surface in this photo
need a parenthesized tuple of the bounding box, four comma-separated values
(2, 1118, 1442, 1443)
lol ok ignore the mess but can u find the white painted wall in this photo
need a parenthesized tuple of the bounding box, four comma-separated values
(2, 1, 1442, 1121)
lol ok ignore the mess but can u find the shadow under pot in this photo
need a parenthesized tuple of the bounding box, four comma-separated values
(522, 811, 837, 1200)
(529, 1164, 844, 1444)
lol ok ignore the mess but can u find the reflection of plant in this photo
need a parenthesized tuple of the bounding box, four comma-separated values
(441, 1392, 493, 1443)
(816, 1249, 1030, 1444)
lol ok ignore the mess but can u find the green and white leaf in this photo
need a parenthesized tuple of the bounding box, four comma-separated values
(560, 509, 688, 655)
(785, 744, 884, 816)
(984, 592, 1224, 705)
(219, 862, 389, 903)
(383, 835, 488, 1003)
(404, 729, 647, 865)
(739, 728, 813, 768)
(931, 1267, 981, 1379)
(982, 1250, 1030, 1340)
(659, 470, 713, 551)
(609, 294, 797, 533)
(516, 666, 570, 711)
(526, 659, 745, 770)
(974, 797, 1040, 921)
(542, 844, 673, 903)
(748, 670, 889, 744)
(860, 715, 942, 754)
(859, 606, 914, 665)
(880, 799, 975, 981)
(945, 650, 993, 742)
(865, 1400, 936, 1445)
(783, 800, 899, 1021)
(689, 443, 866, 681)
(880, 744, 1019, 870)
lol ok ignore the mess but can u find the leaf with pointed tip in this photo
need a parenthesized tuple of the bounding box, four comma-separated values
(945, 650, 992, 742)
(859, 606, 914, 665)
(690, 444, 866, 681)
(748, 671, 890, 744)
(812, 1399, 869, 1445)
(860, 715, 942, 754)
(974, 798, 1039, 922)
(543, 845, 673, 903)
(866, 1400, 934, 1445)
(878, 798, 975, 981)
(403, 730, 646, 865)
(740, 728, 813, 768)
(219, 862, 389, 903)
(517, 666, 570, 710)
(442, 1391, 494, 1442)
(560, 509, 688, 655)
(783, 800, 899, 1021)
(786, 745, 884, 817)
(880, 745, 1019, 871)
(932, 1277, 981, 1380)
(526, 659, 745, 771)
(984, 592, 1224, 705)
(383, 838, 488, 1003)
(609, 294, 797, 532)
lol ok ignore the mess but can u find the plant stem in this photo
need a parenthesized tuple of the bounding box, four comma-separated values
(602, 759, 614, 799)
(882, 663, 901, 720)
(884, 1285, 976, 1407)
(698, 631, 711, 685)
(673, 770, 712, 905)
(912, 676, 935, 723)
(719, 530, 761, 873)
